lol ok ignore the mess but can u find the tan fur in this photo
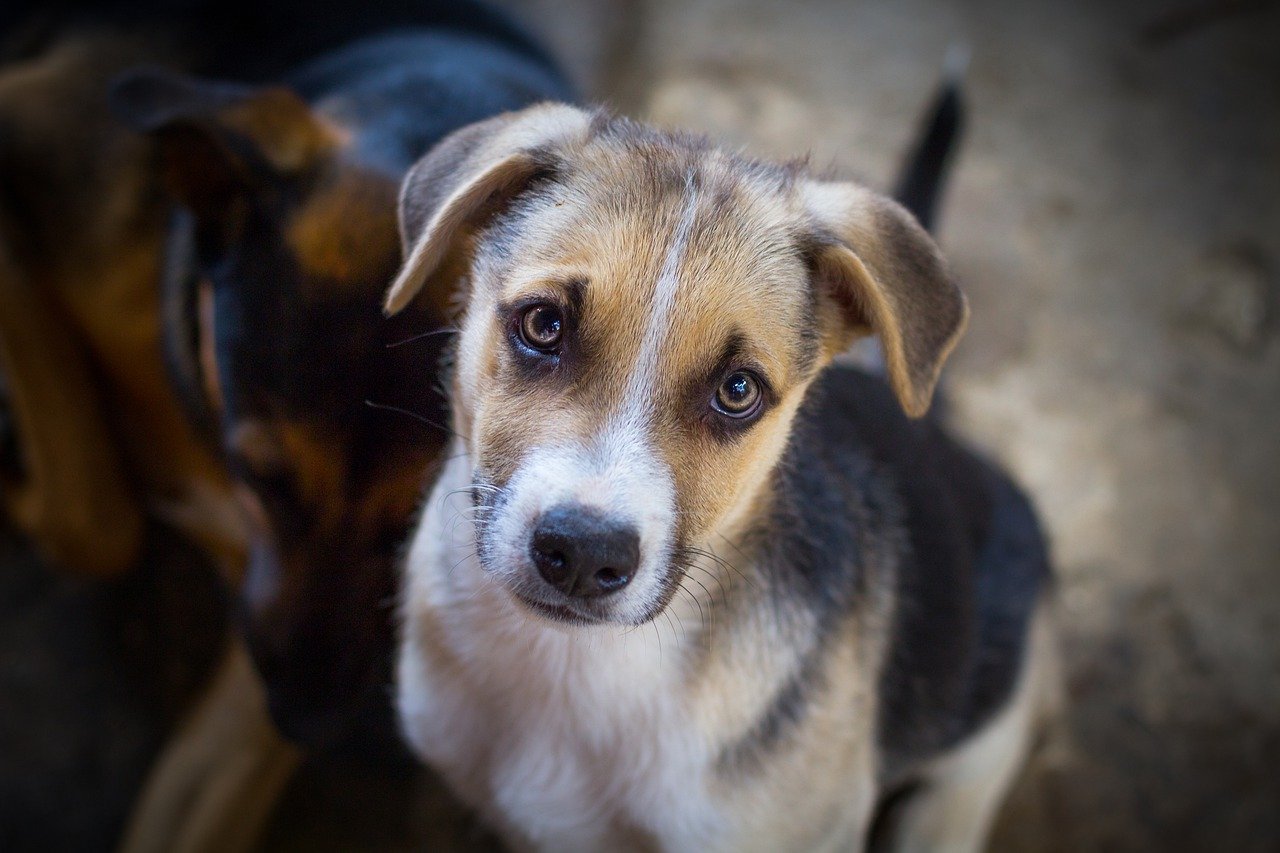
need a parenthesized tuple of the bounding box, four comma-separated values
(285, 167, 399, 285)
(274, 422, 349, 531)
(227, 415, 434, 543)
(196, 281, 224, 414)
(0, 232, 144, 575)
(219, 89, 348, 173)
(481, 186, 810, 544)
(802, 182, 969, 417)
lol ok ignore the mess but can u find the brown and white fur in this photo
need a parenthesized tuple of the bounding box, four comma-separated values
(386, 104, 1055, 851)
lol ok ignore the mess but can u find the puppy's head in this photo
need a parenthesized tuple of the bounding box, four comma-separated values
(388, 105, 966, 627)
(112, 69, 450, 744)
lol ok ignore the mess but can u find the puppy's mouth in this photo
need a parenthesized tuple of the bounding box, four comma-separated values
(502, 567, 685, 629)
(510, 591, 605, 626)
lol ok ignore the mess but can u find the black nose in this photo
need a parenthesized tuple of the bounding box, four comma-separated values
(530, 505, 639, 598)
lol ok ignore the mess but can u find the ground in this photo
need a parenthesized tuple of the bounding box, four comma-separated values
(2, 0, 1277, 850)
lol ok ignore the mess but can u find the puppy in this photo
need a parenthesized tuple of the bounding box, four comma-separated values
(4, 4, 570, 849)
(385, 100, 1054, 850)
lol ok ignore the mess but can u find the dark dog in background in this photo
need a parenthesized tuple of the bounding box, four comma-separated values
(2, 1, 571, 848)
(112, 9, 573, 748)
(108, 8, 573, 851)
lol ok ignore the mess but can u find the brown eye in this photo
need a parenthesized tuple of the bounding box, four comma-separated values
(519, 304, 563, 351)
(714, 371, 762, 417)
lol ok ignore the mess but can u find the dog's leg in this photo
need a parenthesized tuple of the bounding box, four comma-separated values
(888, 609, 1058, 853)
(119, 638, 301, 853)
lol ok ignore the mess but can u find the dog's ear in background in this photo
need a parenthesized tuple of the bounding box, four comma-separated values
(110, 68, 342, 254)
(108, 68, 350, 436)
(801, 181, 968, 417)
(384, 103, 592, 315)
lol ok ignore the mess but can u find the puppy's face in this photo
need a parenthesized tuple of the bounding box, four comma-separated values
(457, 152, 821, 626)
(389, 106, 967, 627)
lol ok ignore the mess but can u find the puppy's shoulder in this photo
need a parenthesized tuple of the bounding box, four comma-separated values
(790, 366, 1050, 782)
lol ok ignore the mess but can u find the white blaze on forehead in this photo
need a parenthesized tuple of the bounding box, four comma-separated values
(617, 172, 700, 430)
(593, 172, 700, 486)
(565, 174, 698, 603)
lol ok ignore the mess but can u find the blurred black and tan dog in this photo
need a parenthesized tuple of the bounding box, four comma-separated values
(105, 5, 573, 849)
(3, 1, 570, 849)
(111, 4, 572, 750)
(385, 80, 1055, 849)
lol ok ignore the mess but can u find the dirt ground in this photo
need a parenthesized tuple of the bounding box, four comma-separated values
(501, 0, 1279, 848)
(1, 0, 1276, 850)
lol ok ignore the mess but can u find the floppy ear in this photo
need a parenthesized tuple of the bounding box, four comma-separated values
(802, 180, 968, 417)
(109, 68, 339, 238)
(384, 103, 592, 315)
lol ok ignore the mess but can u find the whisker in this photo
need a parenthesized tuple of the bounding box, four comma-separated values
(661, 608, 687, 647)
(684, 544, 757, 592)
(674, 585, 712, 654)
(446, 548, 480, 579)
(365, 399, 463, 440)
(687, 561, 731, 604)
(679, 573, 712, 625)
(441, 485, 502, 507)
(716, 532, 753, 565)
(385, 327, 459, 348)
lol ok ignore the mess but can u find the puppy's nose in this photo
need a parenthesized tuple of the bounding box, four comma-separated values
(530, 505, 639, 598)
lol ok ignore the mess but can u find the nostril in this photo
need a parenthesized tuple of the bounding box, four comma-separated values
(593, 567, 630, 592)
(531, 535, 572, 587)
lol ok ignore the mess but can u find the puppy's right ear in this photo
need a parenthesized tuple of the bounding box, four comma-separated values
(384, 104, 592, 315)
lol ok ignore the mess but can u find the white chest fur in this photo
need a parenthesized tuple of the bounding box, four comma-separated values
(396, 454, 725, 851)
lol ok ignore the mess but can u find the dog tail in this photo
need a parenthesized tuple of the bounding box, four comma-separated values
(861, 49, 967, 419)
(893, 45, 968, 234)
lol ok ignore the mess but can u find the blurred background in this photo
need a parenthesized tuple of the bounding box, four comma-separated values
(2, 0, 1277, 850)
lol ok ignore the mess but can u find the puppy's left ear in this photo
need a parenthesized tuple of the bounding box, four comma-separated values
(802, 180, 968, 417)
